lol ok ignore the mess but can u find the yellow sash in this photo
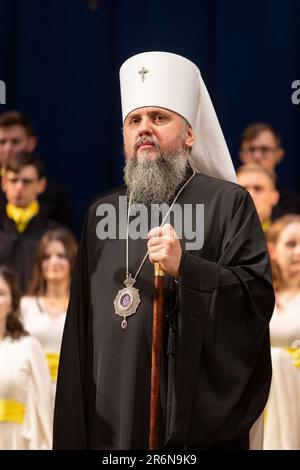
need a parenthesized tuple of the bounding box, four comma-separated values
(0, 399, 26, 424)
(6, 200, 39, 233)
(45, 352, 60, 382)
(262, 218, 271, 232)
(286, 347, 300, 368)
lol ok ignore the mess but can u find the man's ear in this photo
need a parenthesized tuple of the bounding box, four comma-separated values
(185, 127, 195, 148)
(37, 177, 47, 195)
(271, 189, 280, 207)
(1, 173, 7, 192)
(27, 136, 37, 153)
(239, 149, 247, 164)
(274, 147, 284, 165)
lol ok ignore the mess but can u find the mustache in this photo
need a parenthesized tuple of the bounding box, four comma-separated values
(133, 136, 160, 154)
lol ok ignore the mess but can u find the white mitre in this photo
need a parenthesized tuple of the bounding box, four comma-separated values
(119, 51, 236, 183)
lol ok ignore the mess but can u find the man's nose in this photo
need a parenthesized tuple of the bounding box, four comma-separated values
(15, 181, 24, 191)
(251, 150, 263, 161)
(138, 118, 153, 135)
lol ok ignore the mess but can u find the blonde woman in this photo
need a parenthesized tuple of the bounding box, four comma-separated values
(264, 215, 300, 449)
(0, 266, 52, 449)
(21, 228, 77, 393)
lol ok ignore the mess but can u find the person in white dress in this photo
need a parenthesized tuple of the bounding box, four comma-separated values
(264, 214, 300, 449)
(21, 228, 77, 396)
(0, 265, 53, 450)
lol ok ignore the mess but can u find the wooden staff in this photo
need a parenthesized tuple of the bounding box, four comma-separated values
(149, 261, 165, 450)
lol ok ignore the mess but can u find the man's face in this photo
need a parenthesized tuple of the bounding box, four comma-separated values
(237, 171, 279, 222)
(123, 107, 195, 161)
(239, 130, 283, 171)
(0, 125, 36, 163)
(2, 165, 46, 208)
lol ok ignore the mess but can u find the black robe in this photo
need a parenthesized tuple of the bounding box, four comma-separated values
(53, 172, 274, 449)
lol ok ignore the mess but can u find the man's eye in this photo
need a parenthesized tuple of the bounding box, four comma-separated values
(129, 118, 140, 125)
(154, 115, 165, 122)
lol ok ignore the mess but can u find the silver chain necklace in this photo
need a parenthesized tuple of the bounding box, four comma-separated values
(113, 170, 196, 329)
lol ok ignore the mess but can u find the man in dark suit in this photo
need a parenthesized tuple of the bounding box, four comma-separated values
(0, 152, 59, 293)
(0, 110, 72, 227)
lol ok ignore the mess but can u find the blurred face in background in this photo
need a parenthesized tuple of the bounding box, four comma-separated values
(0, 125, 36, 163)
(41, 240, 71, 285)
(270, 222, 300, 281)
(237, 170, 279, 223)
(239, 130, 284, 172)
(2, 165, 46, 208)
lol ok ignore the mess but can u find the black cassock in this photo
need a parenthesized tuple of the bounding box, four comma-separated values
(53, 171, 274, 449)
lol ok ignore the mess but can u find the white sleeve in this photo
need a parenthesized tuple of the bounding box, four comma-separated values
(270, 307, 300, 348)
(263, 347, 300, 450)
(22, 337, 53, 450)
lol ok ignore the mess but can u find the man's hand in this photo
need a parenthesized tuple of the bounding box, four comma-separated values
(147, 223, 181, 276)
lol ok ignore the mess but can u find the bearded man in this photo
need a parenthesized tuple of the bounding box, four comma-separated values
(53, 52, 274, 450)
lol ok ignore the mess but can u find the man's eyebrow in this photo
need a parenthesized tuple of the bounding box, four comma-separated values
(127, 112, 141, 120)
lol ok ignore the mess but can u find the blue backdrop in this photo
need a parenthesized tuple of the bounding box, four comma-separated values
(0, 0, 299, 234)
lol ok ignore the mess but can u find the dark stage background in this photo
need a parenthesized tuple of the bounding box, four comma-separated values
(0, 0, 299, 235)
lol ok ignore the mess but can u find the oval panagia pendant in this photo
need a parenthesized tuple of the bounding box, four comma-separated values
(113, 274, 141, 329)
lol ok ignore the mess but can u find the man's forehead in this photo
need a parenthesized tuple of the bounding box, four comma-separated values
(243, 131, 277, 145)
(0, 125, 28, 137)
(6, 165, 38, 177)
(125, 106, 180, 120)
(239, 171, 274, 187)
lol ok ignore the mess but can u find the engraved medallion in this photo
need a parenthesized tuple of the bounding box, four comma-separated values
(114, 274, 141, 329)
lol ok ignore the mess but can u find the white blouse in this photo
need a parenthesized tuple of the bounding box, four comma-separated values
(264, 292, 300, 450)
(21, 296, 67, 387)
(269, 292, 300, 348)
(21, 296, 66, 354)
(0, 335, 53, 450)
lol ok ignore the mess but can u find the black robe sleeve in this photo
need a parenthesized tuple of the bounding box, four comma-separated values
(53, 214, 92, 449)
(165, 189, 274, 448)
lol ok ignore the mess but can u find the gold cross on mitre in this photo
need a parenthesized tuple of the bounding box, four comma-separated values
(138, 67, 149, 82)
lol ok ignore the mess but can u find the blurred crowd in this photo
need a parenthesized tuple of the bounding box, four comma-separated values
(0, 111, 299, 449)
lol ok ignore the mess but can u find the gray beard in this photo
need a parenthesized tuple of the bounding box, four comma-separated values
(124, 150, 188, 206)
